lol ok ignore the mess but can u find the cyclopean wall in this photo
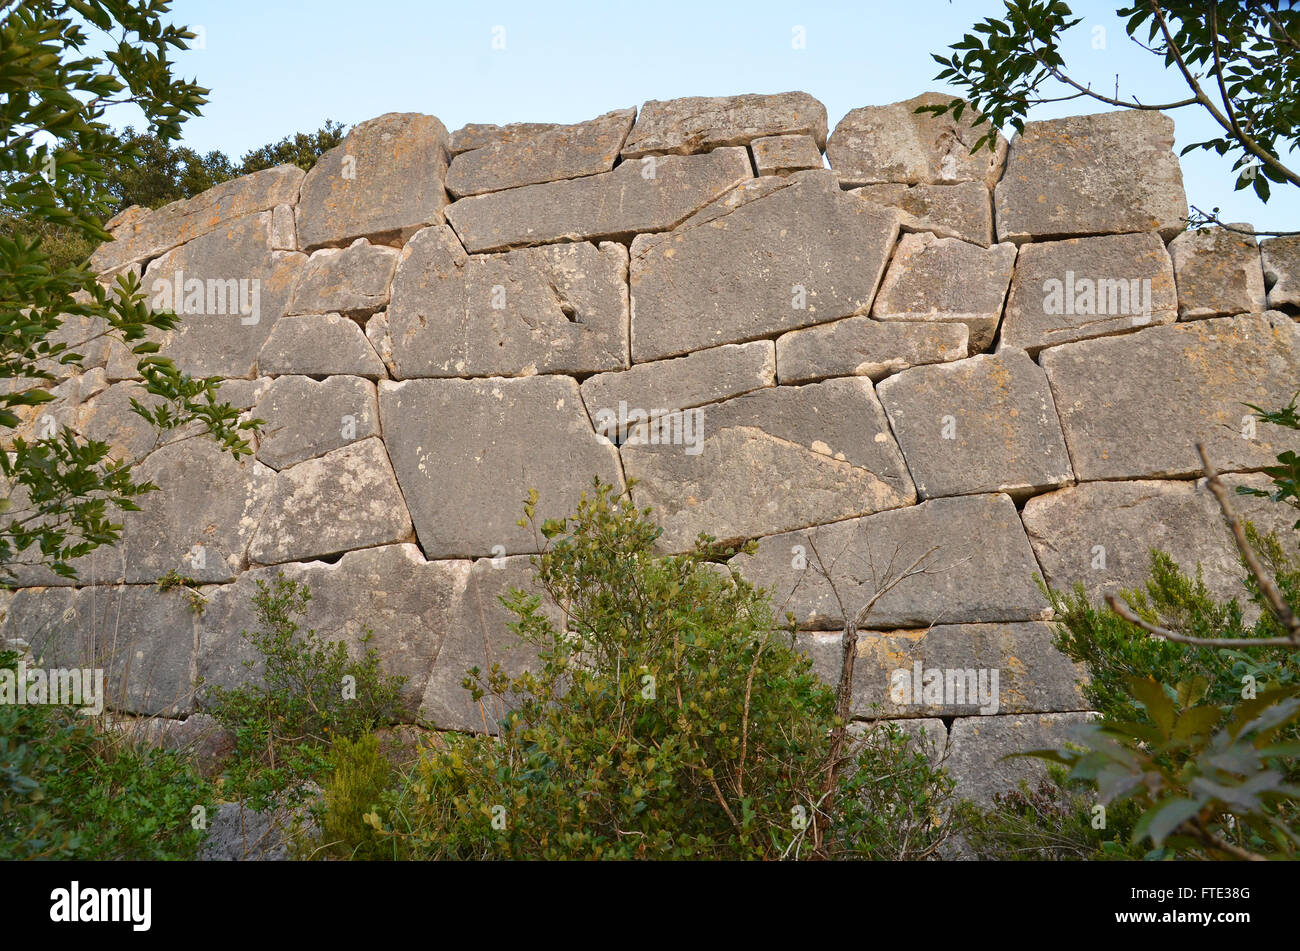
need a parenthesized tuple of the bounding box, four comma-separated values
(5, 91, 1300, 806)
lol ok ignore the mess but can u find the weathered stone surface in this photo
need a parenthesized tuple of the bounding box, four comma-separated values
(776, 315, 967, 383)
(364, 312, 397, 376)
(877, 350, 1072, 500)
(621, 379, 916, 552)
(213, 377, 273, 411)
(1169, 226, 1266, 320)
(257, 313, 387, 379)
(296, 113, 450, 251)
(379, 376, 624, 558)
(1023, 479, 1231, 606)
(105, 204, 149, 232)
(630, 171, 900, 360)
(90, 165, 303, 273)
(1040, 313, 1300, 481)
(270, 204, 296, 250)
(446, 108, 635, 197)
(999, 232, 1178, 354)
(421, 555, 551, 732)
(199, 544, 469, 712)
(1261, 235, 1300, 310)
(252, 375, 379, 470)
(385, 226, 628, 378)
(732, 493, 1049, 629)
(870, 232, 1016, 351)
(445, 147, 752, 253)
(451, 121, 565, 156)
(947, 712, 1095, 807)
(800, 621, 1085, 717)
(828, 93, 1007, 188)
(11, 439, 274, 587)
(995, 111, 1188, 244)
(853, 181, 993, 246)
(621, 92, 828, 158)
(3, 585, 198, 717)
(287, 239, 400, 319)
(74, 381, 170, 464)
(141, 211, 306, 379)
(750, 134, 823, 175)
(580, 341, 774, 418)
(248, 437, 410, 565)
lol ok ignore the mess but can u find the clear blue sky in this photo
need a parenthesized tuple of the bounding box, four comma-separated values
(136, 0, 1296, 232)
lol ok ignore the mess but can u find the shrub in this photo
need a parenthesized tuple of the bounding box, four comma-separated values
(339, 480, 957, 860)
(0, 650, 211, 860)
(203, 574, 407, 813)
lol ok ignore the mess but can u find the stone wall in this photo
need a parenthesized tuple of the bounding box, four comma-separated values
(5, 92, 1300, 806)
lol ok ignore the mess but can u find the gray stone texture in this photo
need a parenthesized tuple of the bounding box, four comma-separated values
(631, 171, 900, 360)
(385, 225, 628, 378)
(750, 134, 824, 175)
(287, 239, 400, 319)
(296, 112, 450, 251)
(580, 341, 774, 417)
(252, 375, 380, 470)
(621, 378, 916, 552)
(828, 93, 1007, 188)
(853, 181, 993, 246)
(257, 313, 387, 378)
(732, 493, 1049, 630)
(621, 91, 828, 158)
(446, 108, 634, 197)
(1040, 312, 1300, 481)
(1261, 235, 1300, 310)
(995, 110, 1188, 243)
(876, 350, 1073, 500)
(871, 232, 1017, 351)
(999, 232, 1178, 354)
(776, 315, 968, 384)
(947, 712, 1096, 807)
(445, 147, 753, 253)
(378, 375, 623, 559)
(1169, 226, 1267, 320)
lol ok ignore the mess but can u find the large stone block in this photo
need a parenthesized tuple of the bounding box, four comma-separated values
(4, 586, 198, 717)
(630, 171, 900, 360)
(248, 437, 412, 565)
(141, 211, 306, 379)
(870, 232, 1016, 351)
(1040, 313, 1300, 481)
(876, 350, 1073, 500)
(580, 341, 774, 418)
(853, 181, 993, 246)
(621, 378, 916, 552)
(451, 121, 565, 156)
(732, 493, 1049, 630)
(286, 239, 400, 319)
(421, 555, 552, 732)
(999, 232, 1177, 354)
(378, 376, 624, 559)
(1022, 474, 1297, 608)
(995, 111, 1188, 244)
(750, 134, 823, 175)
(1169, 226, 1266, 320)
(296, 112, 450, 251)
(621, 91, 828, 158)
(385, 226, 628, 378)
(257, 313, 387, 378)
(446, 108, 634, 197)
(947, 712, 1095, 807)
(198, 544, 470, 713)
(252, 375, 380, 470)
(800, 621, 1084, 718)
(776, 314, 967, 384)
(90, 165, 303, 274)
(1261, 235, 1300, 310)
(444, 147, 752, 253)
(827, 92, 1007, 188)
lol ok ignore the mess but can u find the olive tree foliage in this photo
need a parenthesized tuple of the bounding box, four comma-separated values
(0, 1, 255, 584)
(927, 0, 1300, 231)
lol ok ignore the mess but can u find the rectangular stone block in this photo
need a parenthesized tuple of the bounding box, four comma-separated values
(445, 147, 752, 253)
(853, 181, 993, 246)
(1169, 226, 1266, 320)
(580, 341, 774, 418)
(776, 315, 967, 384)
(621, 92, 828, 158)
(1039, 313, 1300, 481)
(750, 134, 823, 175)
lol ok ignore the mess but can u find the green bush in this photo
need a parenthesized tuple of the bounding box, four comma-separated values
(203, 574, 407, 812)
(316, 733, 392, 861)
(335, 480, 956, 860)
(0, 650, 211, 860)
